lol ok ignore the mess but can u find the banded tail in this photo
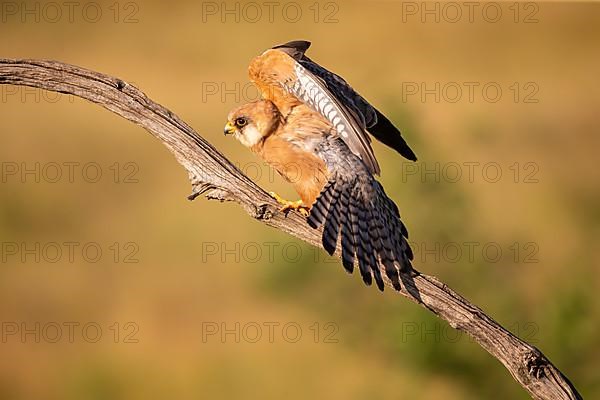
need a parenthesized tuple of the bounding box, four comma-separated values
(307, 173, 413, 291)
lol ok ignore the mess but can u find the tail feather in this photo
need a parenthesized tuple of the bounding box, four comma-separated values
(308, 171, 412, 291)
(307, 180, 336, 228)
(338, 187, 357, 274)
(373, 198, 402, 290)
(321, 183, 342, 255)
(376, 187, 412, 269)
(385, 198, 409, 239)
(361, 206, 384, 290)
(404, 240, 414, 262)
(349, 188, 373, 286)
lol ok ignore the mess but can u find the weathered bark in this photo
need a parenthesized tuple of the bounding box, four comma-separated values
(0, 59, 583, 400)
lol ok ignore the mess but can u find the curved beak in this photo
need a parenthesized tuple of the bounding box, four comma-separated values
(224, 122, 236, 136)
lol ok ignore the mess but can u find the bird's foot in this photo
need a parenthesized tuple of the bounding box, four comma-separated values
(269, 192, 309, 217)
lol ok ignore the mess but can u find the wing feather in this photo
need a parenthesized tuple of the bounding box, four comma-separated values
(338, 186, 357, 274)
(288, 60, 380, 175)
(275, 40, 417, 162)
(249, 41, 417, 291)
(249, 45, 381, 174)
(321, 182, 342, 255)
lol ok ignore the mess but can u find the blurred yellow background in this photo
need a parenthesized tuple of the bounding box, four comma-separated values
(1, 1, 599, 399)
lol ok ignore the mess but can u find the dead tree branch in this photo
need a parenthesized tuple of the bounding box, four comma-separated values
(0, 59, 583, 400)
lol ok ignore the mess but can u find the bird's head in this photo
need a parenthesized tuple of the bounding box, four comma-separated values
(224, 100, 281, 148)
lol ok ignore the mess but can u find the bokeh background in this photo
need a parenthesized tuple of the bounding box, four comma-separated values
(1, 1, 599, 399)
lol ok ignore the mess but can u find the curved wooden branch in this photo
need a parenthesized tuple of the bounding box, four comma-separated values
(0, 59, 582, 400)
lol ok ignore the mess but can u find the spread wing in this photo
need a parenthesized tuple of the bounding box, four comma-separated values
(306, 135, 414, 291)
(250, 43, 381, 175)
(247, 41, 415, 291)
(273, 40, 417, 163)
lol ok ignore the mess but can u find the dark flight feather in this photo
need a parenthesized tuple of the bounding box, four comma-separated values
(267, 41, 416, 291)
(272, 40, 418, 163)
(308, 153, 413, 291)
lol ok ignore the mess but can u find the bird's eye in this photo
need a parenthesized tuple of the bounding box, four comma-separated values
(235, 117, 247, 127)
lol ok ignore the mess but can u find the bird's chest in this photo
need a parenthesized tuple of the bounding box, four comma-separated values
(254, 136, 329, 206)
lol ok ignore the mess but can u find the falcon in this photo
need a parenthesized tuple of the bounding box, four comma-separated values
(224, 40, 417, 291)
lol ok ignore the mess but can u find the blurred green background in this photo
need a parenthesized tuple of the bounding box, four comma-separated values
(1, 1, 599, 399)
